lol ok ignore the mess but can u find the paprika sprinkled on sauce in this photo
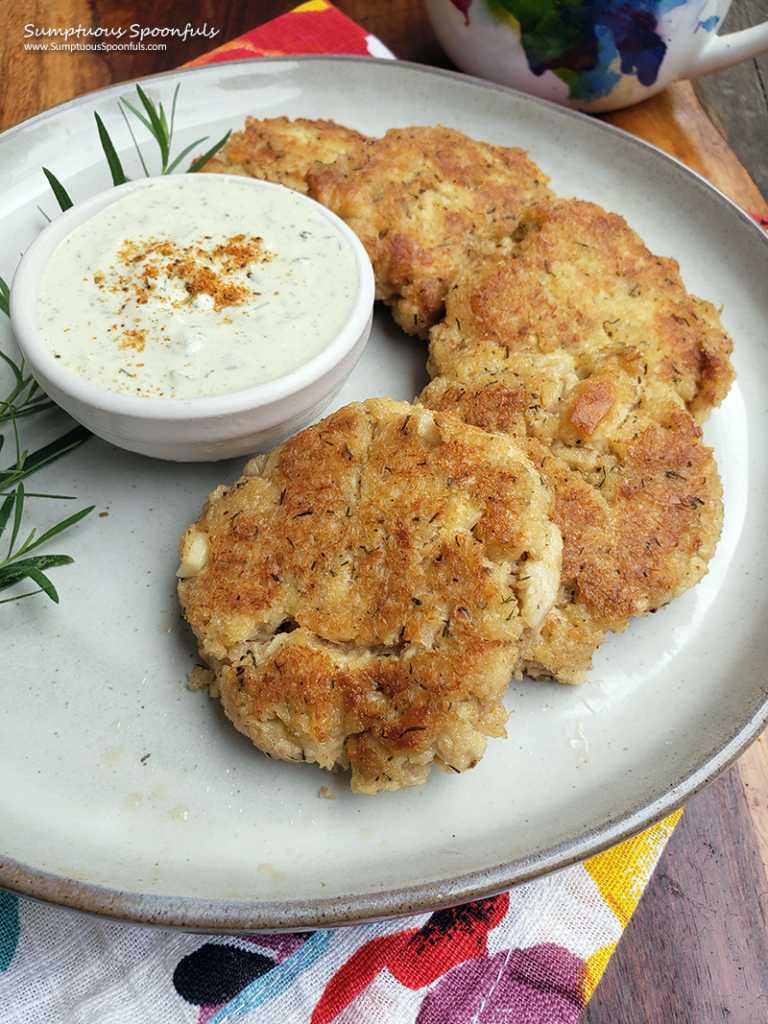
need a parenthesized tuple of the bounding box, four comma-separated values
(36, 176, 360, 399)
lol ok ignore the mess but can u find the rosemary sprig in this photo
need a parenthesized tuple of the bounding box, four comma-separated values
(0, 345, 57, 425)
(123, 84, 232, 174)
(0, 488, 94, 604)
(0, 426, 94, 604)
(0, 270, 94, 602)
(41, 168, 73, 212)
(43, 82, 231, 211)
(0, 272, 57, 424)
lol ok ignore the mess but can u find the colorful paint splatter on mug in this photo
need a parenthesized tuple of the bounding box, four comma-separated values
(482, 0, 713, 99)
(427, 0, 768, 111)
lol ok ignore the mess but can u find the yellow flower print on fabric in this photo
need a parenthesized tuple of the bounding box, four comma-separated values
(581, 809, 683, 997)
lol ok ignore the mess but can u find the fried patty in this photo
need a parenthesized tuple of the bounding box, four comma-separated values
(200, 115, 371, 193)
(178, 398, 562, 793)
(427, 199, 734, 422)
(420, 368, 723, 684)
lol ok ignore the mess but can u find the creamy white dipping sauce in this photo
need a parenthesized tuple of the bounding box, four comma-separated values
(36, 176, 360, 399)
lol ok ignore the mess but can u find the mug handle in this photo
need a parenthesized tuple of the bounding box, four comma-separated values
(689, 19, 768, 78)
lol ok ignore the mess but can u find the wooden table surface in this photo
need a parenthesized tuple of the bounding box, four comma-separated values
(3, 3, 768, 1020)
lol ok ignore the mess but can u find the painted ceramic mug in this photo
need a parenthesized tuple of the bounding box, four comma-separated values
(425, 0, 768, 112)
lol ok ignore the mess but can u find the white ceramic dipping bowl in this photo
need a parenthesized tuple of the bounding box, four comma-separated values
(10, 175, 375, 462)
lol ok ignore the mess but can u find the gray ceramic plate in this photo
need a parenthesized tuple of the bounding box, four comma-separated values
(1, 56, 767, 933)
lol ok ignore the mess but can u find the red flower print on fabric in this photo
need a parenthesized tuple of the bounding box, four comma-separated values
(390, 893, 510, 989)
(311, 929, 419, 1024)
(311, 893, 509, 1024)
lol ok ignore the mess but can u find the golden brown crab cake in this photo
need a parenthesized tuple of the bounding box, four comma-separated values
(428, 198, 734, 423)
(178, 397, 562, 794)
(305, 125, 554, 338)
(200, 115, 371, 193)
(420, 369, 724, 685)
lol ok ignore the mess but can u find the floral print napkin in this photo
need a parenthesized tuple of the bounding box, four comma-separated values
(0, 812, 681, 1023)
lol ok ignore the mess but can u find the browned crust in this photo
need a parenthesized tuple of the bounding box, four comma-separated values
(307, 125, 553, 336)
(428, 198, 735, 421)
(200, 115, 371, 192)
(202, 116, 553, 337)
(420, 368, 723, 683)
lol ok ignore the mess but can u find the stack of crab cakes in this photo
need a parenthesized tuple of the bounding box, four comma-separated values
(182, 118, 734, 790)
(420, 198, 732, 683)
